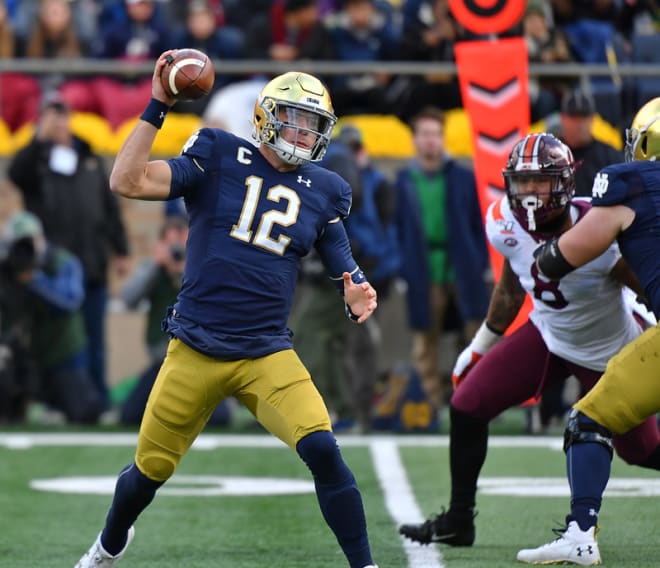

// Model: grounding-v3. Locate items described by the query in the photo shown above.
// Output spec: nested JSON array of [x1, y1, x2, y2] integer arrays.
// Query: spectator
[[325, 0, 403, 116], [557, 89, 624, 197], [62, 0, 172, 129], [17, 0, 88, 58], [523, 0, 573, 121], [162, 0, 226, 28], [119, 215, 231, 426], [17, 0, 98, 114], [0, 0, 42, 133], [339, 125, 401, 432], [172, 0, 243, 61], [550, 0, 623, 26], [395, 107, 490, 418], [243, 0, 335, 72], [8, 92, 131, 411], [0, 211, 103, 424], [619, 0, 659, 38], [291, 124, 401, 433], [398, 0, 464, 121], [96, 0, 169, 60], [0, 0, 14, 56], [222, 0, 272, 30], [340, 125, 400, 302], [170, 0, 245, 107]]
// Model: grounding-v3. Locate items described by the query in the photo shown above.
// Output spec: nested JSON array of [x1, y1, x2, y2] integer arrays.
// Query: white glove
[[451, 322, 503, 389]]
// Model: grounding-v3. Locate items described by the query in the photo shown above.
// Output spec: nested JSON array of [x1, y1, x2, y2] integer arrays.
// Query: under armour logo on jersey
[[592, 172, 609, 199], [297, 176, 312, 187]]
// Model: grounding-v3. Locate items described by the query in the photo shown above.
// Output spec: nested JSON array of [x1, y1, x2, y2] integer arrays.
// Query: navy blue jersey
[[592, 161, 660, 315], [164, 128, 356, 358]]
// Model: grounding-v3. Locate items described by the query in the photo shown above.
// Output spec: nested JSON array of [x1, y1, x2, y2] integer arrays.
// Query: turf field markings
[[0, 433, 566, 450], [370, 439, 444, 568]]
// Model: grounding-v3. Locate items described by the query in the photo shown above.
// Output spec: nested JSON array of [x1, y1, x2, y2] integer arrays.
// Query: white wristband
[[471, 322, 503, 354]]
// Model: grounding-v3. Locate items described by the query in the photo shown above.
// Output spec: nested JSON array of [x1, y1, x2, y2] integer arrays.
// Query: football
[[160, 48, 215, 101]]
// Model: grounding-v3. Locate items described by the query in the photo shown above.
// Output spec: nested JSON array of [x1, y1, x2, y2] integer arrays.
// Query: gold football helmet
[[253, 72, 337, 166], [624, 97, 660, 162]]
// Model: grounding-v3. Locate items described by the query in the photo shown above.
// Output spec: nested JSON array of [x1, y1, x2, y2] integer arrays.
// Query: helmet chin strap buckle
[[521, 195, 542, 231]]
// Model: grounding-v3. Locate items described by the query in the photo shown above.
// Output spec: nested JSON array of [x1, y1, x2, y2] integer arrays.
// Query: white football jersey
[[486, 197, 641, 371]]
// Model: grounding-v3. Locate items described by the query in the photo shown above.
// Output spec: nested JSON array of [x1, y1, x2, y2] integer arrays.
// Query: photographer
[[0, 211, 103, 423], [7, 92, 131, 410], [119, 215, 231, 426]]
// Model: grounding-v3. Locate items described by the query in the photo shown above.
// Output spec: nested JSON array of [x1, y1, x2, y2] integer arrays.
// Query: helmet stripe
[[519, 134, 539, 169]]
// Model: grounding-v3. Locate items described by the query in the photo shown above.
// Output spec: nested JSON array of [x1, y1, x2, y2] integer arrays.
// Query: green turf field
[[0, 428, 658, 567]]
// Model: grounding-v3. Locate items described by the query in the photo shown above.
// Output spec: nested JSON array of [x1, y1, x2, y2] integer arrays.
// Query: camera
[[2, 237, 37, 274], [169, 243, 186, 262]]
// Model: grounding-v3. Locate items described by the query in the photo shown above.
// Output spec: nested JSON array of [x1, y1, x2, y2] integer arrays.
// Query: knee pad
[[563, 408, 613, 458], [137, 453, 177, 482]]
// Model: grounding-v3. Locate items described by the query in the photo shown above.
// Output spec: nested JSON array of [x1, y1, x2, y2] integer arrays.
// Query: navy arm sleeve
[[316, 220, 366, 294]]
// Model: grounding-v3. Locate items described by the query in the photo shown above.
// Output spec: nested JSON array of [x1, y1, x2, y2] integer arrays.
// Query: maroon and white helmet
[[502, 133, 576, 232]]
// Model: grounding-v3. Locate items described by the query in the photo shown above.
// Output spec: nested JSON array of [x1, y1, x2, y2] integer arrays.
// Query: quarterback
[[398, 133, 660, 562], [518, 98, 660, 565], [74, 51, 379, 568]]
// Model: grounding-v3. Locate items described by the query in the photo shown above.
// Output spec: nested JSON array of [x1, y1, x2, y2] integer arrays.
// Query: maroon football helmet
[[502, 133, 576, 232]]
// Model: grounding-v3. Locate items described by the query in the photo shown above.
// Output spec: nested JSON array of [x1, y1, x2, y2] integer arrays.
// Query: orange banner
[[455, 36, 531, 331], [449, 0, 526, 35]]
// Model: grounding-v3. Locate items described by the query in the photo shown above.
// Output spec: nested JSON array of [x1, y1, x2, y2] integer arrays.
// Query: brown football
[[160, 49, 215, 101]]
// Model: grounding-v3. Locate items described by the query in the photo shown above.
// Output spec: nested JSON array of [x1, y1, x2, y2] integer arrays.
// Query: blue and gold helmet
[[253, 72, 337, 166], [625, 97, 660, 162]]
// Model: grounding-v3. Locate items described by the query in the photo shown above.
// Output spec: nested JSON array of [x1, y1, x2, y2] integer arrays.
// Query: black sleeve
[[374, 177, 397, 226], [99, 158, 130, 256], [7, 138, 50, 196]]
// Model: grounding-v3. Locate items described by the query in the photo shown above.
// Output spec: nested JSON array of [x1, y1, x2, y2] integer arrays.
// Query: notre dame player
[[75, 51, 379, 568], [518, 97, 660, 565]]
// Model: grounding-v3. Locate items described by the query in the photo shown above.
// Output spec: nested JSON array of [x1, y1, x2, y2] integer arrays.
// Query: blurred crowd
[[0, 0, 657, 429], [0, 0, 658, 131]]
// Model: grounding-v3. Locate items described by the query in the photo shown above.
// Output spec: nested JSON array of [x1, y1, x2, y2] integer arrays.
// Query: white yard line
[[0, 432, 564, 450], [369, 439, 444, 568]]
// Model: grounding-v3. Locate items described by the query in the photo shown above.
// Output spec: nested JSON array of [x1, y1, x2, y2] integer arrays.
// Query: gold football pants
[[135, 338, 332, 481], [576, 324, 660, 435]]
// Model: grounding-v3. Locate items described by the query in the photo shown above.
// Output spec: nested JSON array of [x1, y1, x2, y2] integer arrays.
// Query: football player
[[74, 51, 379, 568], [517, 100, 660, 565], [398, 132, 660, 564]]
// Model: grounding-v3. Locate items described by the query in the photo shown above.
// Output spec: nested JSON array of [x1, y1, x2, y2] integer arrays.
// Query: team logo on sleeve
[[181, 130, 200, 154], [592, 173, 609, 199]]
